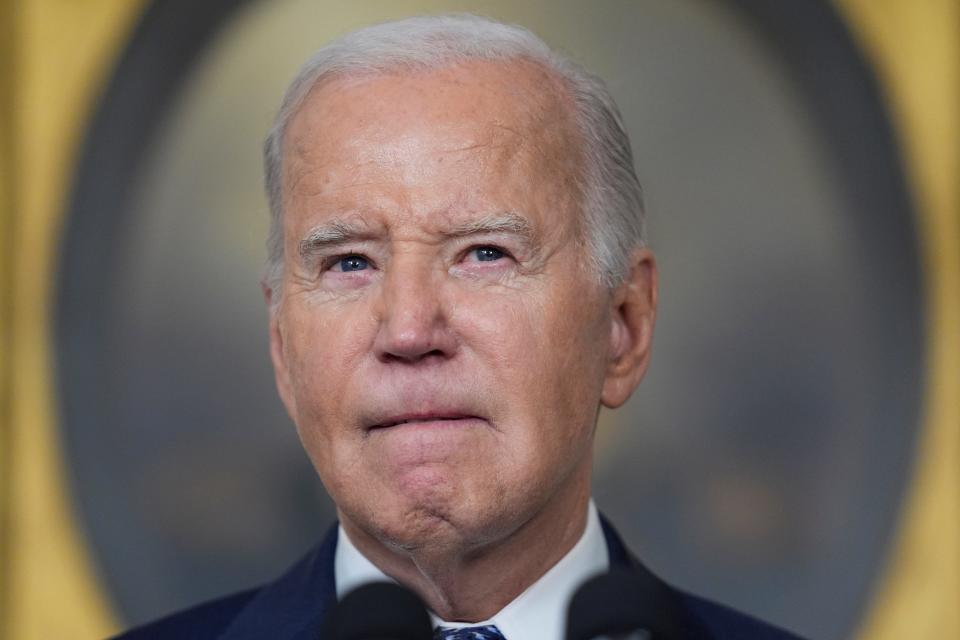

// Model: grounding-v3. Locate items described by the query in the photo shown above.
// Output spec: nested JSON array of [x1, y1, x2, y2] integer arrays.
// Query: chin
[[369, 502, 463, 553], [374, 487, 511, 555]]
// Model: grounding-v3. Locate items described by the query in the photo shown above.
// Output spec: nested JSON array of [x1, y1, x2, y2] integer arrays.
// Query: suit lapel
[[600, 514, 713, 639], [218, 527, 339, 640], [218, 516, 713, 639]]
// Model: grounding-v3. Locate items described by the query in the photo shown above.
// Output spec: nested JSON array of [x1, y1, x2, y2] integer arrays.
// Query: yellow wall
[[836, 1, 960, 638], [0, 1, 955, 639], [1, 2, 145, 638]]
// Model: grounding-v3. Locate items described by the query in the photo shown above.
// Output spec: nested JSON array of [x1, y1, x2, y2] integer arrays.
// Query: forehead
[[279, 58, 586, 247], [286, 59, 579, 177], [294, 57, 573, 135]]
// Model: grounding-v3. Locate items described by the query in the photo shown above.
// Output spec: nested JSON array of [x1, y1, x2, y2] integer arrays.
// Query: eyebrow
[[445, 212, 533, 241], [298, 218, 374, 260], [297, 211, 535, 261]]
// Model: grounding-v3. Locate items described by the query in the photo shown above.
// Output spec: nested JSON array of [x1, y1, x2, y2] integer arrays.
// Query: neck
[[339, 474, 592, 621]]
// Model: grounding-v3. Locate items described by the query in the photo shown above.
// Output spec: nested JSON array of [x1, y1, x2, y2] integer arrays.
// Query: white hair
[[263, 14, 645, 303]]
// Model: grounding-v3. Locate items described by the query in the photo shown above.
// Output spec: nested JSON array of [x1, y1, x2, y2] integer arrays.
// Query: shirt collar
[[334, 501, 609, 640]]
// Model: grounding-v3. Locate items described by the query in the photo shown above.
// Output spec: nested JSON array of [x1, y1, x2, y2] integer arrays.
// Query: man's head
[[263, 14, 656, 564], [264, 14, 646, 301]]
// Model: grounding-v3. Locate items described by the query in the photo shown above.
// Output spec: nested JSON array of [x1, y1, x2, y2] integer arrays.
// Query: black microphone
[[325, 581, 434, 640], [565, 568, 691, 640]]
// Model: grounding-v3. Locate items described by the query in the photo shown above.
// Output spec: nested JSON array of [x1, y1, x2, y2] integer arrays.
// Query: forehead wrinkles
[[291, 58, 579, 148], [458, 59, 586, 227], [454, 58, 582, 175], [282, 58, 586, 221]]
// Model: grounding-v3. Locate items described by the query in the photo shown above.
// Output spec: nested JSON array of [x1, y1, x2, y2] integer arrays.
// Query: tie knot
[[433, 624, 506, 640]]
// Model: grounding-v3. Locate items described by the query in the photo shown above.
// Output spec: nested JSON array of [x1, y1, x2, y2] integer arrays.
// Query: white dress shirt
[[334, 500, 609, 640]]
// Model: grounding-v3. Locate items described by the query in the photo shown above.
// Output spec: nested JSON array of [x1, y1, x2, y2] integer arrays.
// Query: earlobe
[[600, 249, 658, 409]]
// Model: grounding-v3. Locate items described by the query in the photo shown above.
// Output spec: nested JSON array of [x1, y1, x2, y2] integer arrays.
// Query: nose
[[373, 258, 456, 364]]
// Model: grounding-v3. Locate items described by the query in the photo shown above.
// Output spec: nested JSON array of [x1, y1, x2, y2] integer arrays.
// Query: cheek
[[451, 288, 544, 371], [282, 302, 373, 422], [451, 283, 608, 432]]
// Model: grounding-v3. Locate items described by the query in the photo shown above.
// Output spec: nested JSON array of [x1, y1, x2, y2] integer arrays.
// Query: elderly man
[[119, 14, 800, 640]]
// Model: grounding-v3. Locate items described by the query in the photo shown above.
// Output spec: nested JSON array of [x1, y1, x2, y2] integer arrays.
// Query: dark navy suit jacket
[[115, 519, 804, 639]]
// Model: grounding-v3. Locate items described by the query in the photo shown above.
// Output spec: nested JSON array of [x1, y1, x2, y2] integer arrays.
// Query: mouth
[[368, 413, 484, 430]]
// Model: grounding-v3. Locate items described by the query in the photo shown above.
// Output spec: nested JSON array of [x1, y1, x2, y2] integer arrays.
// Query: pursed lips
[[367, 412, 485, 430]]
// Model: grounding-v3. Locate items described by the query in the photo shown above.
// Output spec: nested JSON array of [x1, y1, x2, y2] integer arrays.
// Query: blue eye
[[473, 246, 505, 262], [336, 255, 369, 272]]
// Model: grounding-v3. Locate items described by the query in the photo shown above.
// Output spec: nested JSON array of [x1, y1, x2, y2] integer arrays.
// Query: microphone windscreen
[[326, 581, 434, 640], [565, 568, 688, 640]]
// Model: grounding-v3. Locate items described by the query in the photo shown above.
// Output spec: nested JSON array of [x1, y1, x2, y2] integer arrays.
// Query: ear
[[601, 248, 658, 408], [263, 282, 297, 419]]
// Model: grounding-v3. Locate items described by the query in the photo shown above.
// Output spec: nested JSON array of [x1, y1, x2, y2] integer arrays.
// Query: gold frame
[[0, 1, 955, 638], [1, 2, 146, 637], [837, 1, 959, 637]]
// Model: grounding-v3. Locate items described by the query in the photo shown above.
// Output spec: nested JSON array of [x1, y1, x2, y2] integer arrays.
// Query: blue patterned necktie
[[433, 624, 506, 640]]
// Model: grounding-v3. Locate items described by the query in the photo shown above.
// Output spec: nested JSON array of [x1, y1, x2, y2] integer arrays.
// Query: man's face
[[270, 59, 635, 552]]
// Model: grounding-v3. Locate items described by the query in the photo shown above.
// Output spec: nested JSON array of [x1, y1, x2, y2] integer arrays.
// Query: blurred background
[[0, 1, 956, 638]]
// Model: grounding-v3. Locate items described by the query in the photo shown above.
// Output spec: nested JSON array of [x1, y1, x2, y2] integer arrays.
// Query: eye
[[469, 246, 507, 262], [331, 254, 370, 272]]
